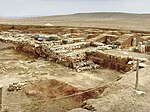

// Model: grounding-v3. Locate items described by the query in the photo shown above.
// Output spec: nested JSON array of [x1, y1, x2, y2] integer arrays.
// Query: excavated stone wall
[[0, 24, 149, 72], [0, 35, 99, 72], [146, 45, 150, 52], [86, 50, 133, 72]]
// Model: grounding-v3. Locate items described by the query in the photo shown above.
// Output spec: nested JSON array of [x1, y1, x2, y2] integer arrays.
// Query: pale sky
[[0, 0, 150, 17]]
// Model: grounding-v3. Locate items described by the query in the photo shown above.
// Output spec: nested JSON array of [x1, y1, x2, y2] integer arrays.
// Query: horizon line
[[1, 11, 150, 19]]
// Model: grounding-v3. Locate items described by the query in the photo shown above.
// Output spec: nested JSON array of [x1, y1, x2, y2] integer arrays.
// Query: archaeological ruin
[[0, 24, 149, 73], [0, 24, 150, 112]]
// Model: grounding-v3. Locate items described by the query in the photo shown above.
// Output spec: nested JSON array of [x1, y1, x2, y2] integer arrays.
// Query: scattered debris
[[135, 90, 146, 96], [26, 90, 37, 96], [8, 82, 26, 91], [81, 102, 96, 111], [138, 63, 148, 68], [44, 23, 53, 26]]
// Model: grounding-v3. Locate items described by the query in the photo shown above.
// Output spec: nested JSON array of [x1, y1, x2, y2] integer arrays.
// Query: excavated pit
[[0, 24, 149, 112], [22, 79, 107, 112], [0, 41, 120, 112]]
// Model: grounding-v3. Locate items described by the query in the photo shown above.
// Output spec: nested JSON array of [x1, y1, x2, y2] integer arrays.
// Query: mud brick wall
[[119, 37, 132, 48], [145, 45, 150, 52], [86, 50, 132, 72]]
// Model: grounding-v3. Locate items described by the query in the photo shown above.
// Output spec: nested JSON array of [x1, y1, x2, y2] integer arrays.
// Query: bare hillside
[[1, 12, 150, 31]]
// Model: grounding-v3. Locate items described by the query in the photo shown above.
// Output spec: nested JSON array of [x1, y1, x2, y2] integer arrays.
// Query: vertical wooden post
[[0, 85, 3, 111], [0, 85, 2, 110], [135, 60, 139, 90]]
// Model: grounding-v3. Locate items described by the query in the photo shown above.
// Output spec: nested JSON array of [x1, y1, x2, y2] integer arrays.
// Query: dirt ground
[[70, 66, 150, 112], [0, 12, 150, 112], [1, 40, 149, 112], [0, 42, 121, 112]]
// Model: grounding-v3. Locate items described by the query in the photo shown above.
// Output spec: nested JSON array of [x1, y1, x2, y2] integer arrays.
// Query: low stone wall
[[0, 35, 137, 72], [145, 45, 150, 52], [86, 50, 133, 72], [14, 41, 80, 68], [1, 24, 149, 72], [0, 36, 97, 71]]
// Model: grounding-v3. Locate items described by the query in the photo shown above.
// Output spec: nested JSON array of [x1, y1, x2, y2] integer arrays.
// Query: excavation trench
[[0, 36, 136, 72], [0, 27, 149, 112], [0, 41, 116, 112], [22, 79, 107, 112], [1, 25, 150, 73]]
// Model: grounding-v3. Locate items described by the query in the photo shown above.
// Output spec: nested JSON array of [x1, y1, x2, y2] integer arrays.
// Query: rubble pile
[[8, 82, 26, 91]]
